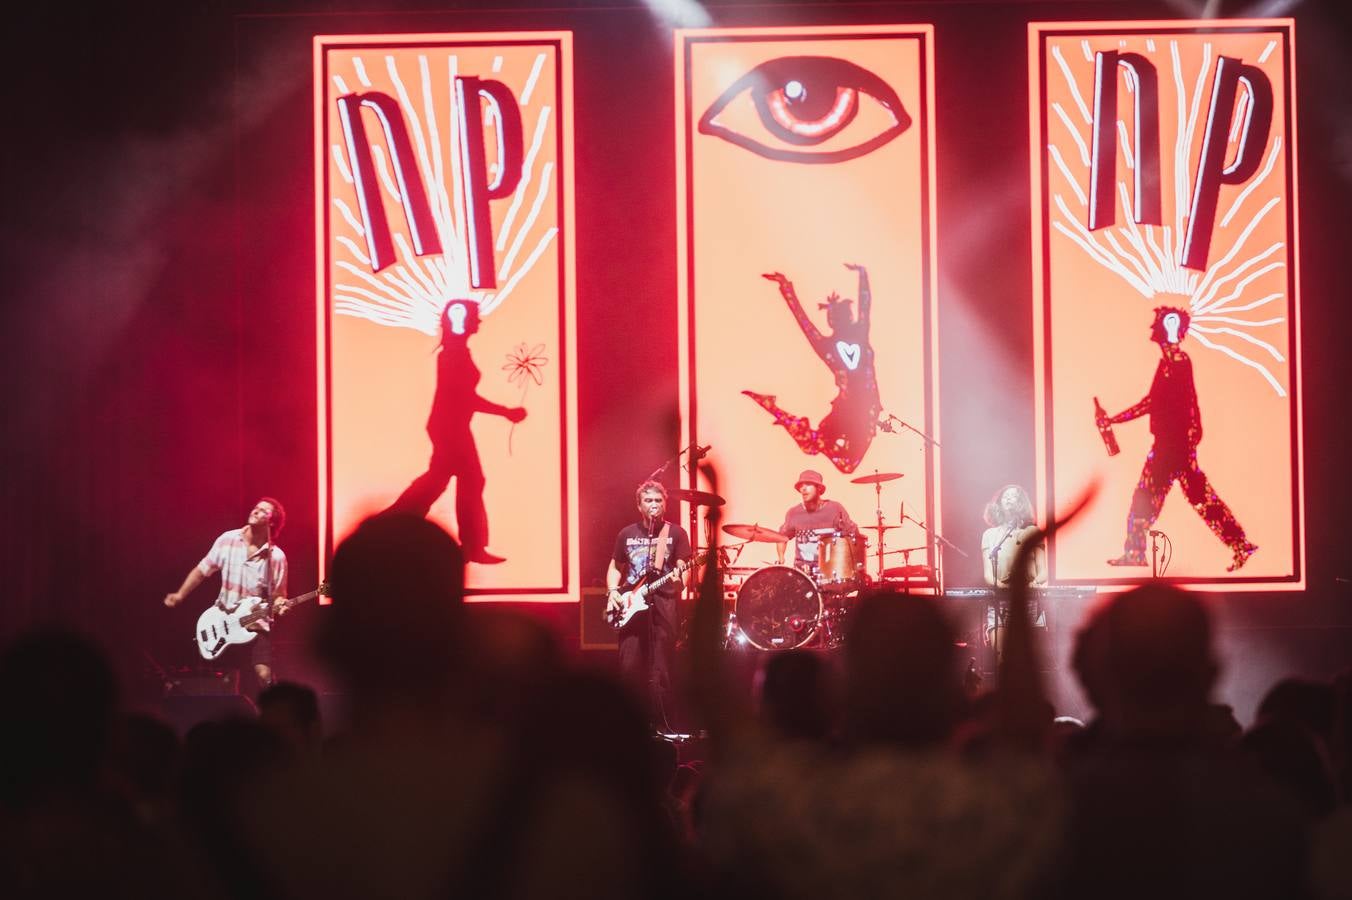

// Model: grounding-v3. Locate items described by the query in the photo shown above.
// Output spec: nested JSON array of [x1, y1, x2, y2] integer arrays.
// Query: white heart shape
[[836, 341, 861, 370]]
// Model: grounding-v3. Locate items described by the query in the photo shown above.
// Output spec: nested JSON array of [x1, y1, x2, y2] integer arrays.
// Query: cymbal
[[850, 471, 903, 484], [722, 523, 790, 542], [883, 565, 934, 579], [670, 488, 725, 507], [858, 523, 900, 531]]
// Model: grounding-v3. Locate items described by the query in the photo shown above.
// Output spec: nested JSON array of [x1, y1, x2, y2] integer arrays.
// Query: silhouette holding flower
[[501, 342, 548, 454], [386, 299, 525, 565]]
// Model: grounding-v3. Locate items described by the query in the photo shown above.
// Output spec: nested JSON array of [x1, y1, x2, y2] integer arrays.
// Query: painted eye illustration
[[698, 56, 911, 164]]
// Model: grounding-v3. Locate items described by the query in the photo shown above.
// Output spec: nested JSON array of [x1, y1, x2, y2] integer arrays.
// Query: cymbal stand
[[899, 506, 968, 593], [869, 475, 889, 582]]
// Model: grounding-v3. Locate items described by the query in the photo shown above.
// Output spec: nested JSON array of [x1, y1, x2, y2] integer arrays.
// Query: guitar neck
[[239, 586, 323, 626], [645, 551, 709, 592]]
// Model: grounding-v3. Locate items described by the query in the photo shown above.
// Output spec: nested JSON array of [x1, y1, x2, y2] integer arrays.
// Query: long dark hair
[[983, 484, 1034, 528]]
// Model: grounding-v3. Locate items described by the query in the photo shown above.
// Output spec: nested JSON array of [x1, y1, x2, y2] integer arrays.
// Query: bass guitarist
[[165, 497, 290, 689], [606, 480, 691, 727]]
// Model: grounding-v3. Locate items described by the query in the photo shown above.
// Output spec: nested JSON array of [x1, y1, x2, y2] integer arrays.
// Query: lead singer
[[606, 481, 691, 727]]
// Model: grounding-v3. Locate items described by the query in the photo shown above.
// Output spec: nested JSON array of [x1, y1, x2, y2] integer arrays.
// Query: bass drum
[[734, 566, 822, 651]]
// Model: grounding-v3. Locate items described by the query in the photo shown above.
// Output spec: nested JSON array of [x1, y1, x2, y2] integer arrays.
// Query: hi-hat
[[722, 523, 790, 542], [858, 523, 900, 531], [670, 488, 725, 507], [850, 471, 903, 484]]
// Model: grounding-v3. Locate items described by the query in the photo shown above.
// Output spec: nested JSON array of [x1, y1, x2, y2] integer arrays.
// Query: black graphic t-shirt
[[612, 520, 692, 601]]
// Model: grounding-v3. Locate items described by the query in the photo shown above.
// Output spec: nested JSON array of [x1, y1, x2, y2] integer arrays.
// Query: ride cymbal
[[850, 472, 904, 484], [669, 488, 726, 507], [722, 523, 790, 542]]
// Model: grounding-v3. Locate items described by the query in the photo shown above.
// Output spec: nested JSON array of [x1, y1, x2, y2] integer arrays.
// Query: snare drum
[[816, 530, 867, 588], [734, 566, 822, 650]]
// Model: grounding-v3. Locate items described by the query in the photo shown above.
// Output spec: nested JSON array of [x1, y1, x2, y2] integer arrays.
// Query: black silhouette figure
[[744, 263, 882, 473], [1097, 306, 1255, 571], [387, 299, 525, 565]]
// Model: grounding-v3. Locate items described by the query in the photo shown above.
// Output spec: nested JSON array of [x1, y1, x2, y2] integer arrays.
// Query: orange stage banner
[[315, 33, 578, 600], [1029, 20, 1303, 588], [676, 26, 941, 580]]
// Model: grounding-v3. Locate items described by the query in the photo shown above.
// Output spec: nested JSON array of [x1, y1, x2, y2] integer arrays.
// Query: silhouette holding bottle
[[386, 299, 525, 565], [1097, 306, 1255, 572]]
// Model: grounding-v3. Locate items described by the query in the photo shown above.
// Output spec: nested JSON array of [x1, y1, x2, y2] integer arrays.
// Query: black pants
[[616, 592, 676, 728]]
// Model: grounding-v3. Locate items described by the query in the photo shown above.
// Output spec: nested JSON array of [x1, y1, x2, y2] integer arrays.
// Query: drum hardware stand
[[874, 412, 945, 587], [851, 469, 905, 583], [872, 481, 887, 582], [899, 505, 967, 594], [881, 545, 928, 592]]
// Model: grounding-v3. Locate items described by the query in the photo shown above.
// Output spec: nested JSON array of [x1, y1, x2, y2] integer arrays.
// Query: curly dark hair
[[257, 497, 286, 537], [983, 484, 1034, 528]]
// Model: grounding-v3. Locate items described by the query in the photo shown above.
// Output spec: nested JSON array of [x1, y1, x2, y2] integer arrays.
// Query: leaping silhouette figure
[[743, 263, 882, 474]]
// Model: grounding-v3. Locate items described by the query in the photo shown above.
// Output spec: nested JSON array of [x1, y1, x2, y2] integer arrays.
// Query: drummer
[[775, 469, 857, 569]]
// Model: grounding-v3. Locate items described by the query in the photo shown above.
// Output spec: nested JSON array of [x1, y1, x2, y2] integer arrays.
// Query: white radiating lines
[[1220, 138, 1281, 228], [496, 107, 553, 252], [328, 50, 558, 335], [1046, 35, 1288, 395], [353, 56, 372, 88], [521, 52, 547, 105]]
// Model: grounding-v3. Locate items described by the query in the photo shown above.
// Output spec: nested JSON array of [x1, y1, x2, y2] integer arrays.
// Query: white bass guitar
[[195, 583, 328, 660]]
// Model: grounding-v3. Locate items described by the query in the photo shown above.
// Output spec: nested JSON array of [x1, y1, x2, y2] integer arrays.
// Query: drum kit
[[674, 470, 952, 652]]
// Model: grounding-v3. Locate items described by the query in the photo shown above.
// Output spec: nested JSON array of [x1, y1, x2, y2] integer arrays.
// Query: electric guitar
[[606, 552, 709, 629], [195, 583, 329, 660]]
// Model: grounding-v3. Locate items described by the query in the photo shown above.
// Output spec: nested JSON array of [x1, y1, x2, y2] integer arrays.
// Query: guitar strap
[[652, 522, 671, 572], [262, 543, 274, 601]]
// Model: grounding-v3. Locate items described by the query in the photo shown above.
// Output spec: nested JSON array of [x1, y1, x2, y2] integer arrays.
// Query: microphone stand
[[899, 506, 967, 593], [646, 445, 695, 483], [879, 412, 941, 448], [988, 524, 1015, 584]]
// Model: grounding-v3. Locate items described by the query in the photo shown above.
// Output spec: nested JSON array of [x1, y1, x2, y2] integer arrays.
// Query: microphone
[[691, 444, 712, 460], [1148, 530, 1166, 537], [878, 417, 895, 433]]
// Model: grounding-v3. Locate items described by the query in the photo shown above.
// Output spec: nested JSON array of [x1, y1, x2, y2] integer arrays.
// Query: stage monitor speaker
[[580, 587, 617, 650], [161, 693, 257, 735], [161, 669, 255, 735]]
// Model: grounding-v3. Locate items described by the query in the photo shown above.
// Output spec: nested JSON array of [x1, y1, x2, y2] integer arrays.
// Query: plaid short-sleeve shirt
[[198, 529, 288, 613]]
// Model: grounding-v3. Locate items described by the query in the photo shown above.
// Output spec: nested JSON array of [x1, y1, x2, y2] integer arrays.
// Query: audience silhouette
[[0, 503, 1344, 898]]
